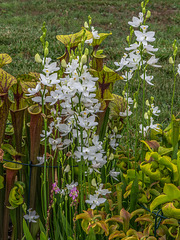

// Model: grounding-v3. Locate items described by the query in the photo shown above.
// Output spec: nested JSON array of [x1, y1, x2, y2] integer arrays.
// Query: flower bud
[[146, 100, 150, 106], [142, 7, 146, 14], [84, 21, 89, 29], [109, 153, 114, 161], [45, 41, 49, 48], [173, 46, 178, 56], [150, 96, 154, 103], [35, 53, 42, 63], [69, 56, 73, 62], [169, 56, 174, 64], [84, 48, 89, 56], [144, 112, 148, 120], [91, 178, 97, 187], [78, 43, 81, 51], [122, 90, 125, 97], [88, 15, 92, 25], [134, 102, 137, 109], [81, 54, 87, 64], [126, 35, 130, 43], [114, 126, 118, 133], [40, 36, 43, 42], [172, 39, 177, 48], [141, 1, 144, 7], [146, 10, 151, 18], [44, 47, 49, 57], [61, 59, 67, 68], [64, 164, 70, 173]]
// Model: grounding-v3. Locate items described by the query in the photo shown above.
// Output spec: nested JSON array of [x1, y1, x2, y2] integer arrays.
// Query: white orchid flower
[[128, 12, 143, 28]]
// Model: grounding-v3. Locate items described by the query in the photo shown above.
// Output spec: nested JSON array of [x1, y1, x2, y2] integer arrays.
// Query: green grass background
[[0, 0, 179, 125]]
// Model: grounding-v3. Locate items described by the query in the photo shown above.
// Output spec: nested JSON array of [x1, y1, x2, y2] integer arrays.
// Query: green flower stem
[[141, 68, 146, 187], [116, 183, 123, 213], [43, 118, 48, 219], [57, 152, 60, 185], [52, 204, 57, 239], [142, 66, 146, 141], [171, 60, 177, 118], [65, 198, 68, 236], [41, 87, 48, 220], [134, 72, 142, 170], [126, 76, 130, 169]]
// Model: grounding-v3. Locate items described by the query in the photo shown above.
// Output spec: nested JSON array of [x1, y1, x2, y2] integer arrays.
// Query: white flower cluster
[[27, 58, 60, 104], [28, 56, 106, 175], [114, 11, 162, 137], [74, 135, 107, 173], [85, 184, 111, 209], [115, 18, 161, 79]]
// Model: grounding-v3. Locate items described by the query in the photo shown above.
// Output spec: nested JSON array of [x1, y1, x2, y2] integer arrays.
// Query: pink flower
[[69, 186, 79, 201], [52, 182, 60, 194]]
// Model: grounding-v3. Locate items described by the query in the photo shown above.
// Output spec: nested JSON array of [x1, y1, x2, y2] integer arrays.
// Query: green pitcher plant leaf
[[124, 169, 150, 183], [109, 230, 125, 240], [135, 214, 154, 223], [0, 54, 12, 68], [145, 140, 160, 151], [56, 28, 92, 48], [91, 32, 112, 47], [28, 72, 41, 81], [168, 226, 180, 238], [162, 202, 180, 219], [158, 146, 173, 156], [140, 162, 161, 181], [8, 181, 25, 209], [177, 151, 180, 186], [106, 215, 124, 224], [109, 94, 126, 120], [164, 118, 180, 146], [162, 218, 179, 227], [95, 221, 109, 236], [3, 160, 22, 171], [0, 68, 17, 94], [90, 65, 123, 84], [172, 118, 180, 159], [10, 98, 28, 111], [141, 150, 178, 183], [18, 73, 39, 94], [150, 183, 180, 212], [0, 96, 12, 146], [1, 144, 25, 157], [91, 51, 106, 71], [141, 140, 153, 152], [90, 65, 123, 106]]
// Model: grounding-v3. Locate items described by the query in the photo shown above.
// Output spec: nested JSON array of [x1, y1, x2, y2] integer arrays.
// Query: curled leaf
[[8, 181, 25, 209], [0, 53, 12, 68], [0, 69, 17, 94]]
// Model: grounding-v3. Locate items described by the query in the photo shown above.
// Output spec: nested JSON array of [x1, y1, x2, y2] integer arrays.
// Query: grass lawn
[[0, 0, 179, 125]]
